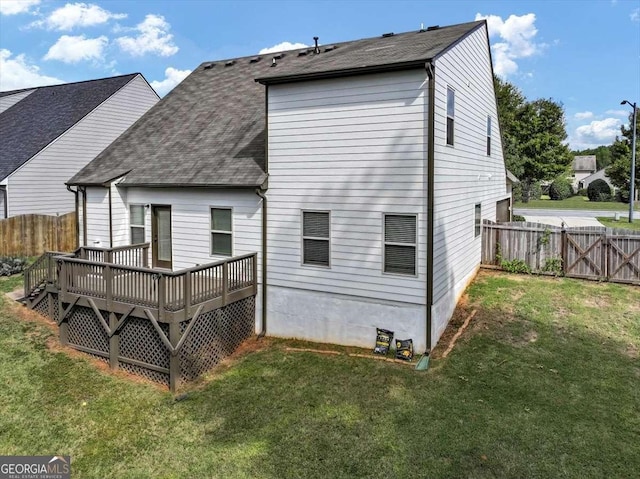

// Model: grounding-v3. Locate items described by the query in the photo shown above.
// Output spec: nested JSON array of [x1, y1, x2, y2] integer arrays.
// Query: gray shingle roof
[[69, 20, 484, 187], [0, 74, 139, 180], [256, 21, 484, 84], [572, 155, 597, 173]]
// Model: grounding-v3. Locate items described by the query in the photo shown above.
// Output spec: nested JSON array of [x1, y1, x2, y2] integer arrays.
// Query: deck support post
[[169, 321, 181, 393], [109, 312, 119, 371]]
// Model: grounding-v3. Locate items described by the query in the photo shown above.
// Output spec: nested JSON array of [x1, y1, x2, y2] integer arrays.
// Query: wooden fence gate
[[482, 220, 640, 285], [0, 212, 76, 257]]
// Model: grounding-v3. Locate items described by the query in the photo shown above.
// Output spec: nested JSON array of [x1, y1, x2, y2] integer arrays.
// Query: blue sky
[[1, 0, 638, 150]]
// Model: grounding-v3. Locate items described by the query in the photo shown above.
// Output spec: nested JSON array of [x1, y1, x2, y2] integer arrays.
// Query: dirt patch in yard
[[583, 296, 611, 308]]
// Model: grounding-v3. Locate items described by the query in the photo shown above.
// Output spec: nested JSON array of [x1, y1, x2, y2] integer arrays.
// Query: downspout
[[80, 186, 88, 247], [425, 60, 436, 353], [0, 186, 7, 219], [66, 185, 80, 248], [255, 187, 267, 338], [107, 185, 113, 247]]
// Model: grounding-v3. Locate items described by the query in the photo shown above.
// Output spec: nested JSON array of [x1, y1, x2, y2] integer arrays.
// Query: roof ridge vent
[[273, 52, 285, 60], [426, 25, 440, 31], [225, 60, 236, 66], [323, 45, 336, 52], [249, 56, 261, 63], [297, 50, 308, 56], [203, 62, 214, 70], [382, 32, 394, 38]]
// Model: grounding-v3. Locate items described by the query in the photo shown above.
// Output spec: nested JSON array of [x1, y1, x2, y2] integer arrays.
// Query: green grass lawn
[[1, 272, 639, 478], [516, 195, 640, 211], [596, 216, 640, 231]]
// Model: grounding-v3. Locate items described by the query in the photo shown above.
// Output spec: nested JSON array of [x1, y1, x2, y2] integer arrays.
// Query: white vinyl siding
[[85, 187, 110, 247], [267, 70, 427, 305], [6, 75, 158, 217], [431, 24, 508, 343], [123, 188, 262, 275], [302, 211, 330, 267], [111, 180, 128, 246], [0, 89, 35, 114]]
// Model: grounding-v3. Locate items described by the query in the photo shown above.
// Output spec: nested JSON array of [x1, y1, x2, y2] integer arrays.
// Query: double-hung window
[[446, 87, 455, 146], [211, 208, 232, 256], [384, 214, 417, 275], [302, 211, 330, 267], [130, 205, 145, 244]]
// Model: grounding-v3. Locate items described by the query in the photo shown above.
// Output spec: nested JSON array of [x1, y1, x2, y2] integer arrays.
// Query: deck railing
[[56, 252, 257, 318], [24, 250, 72, 297], [77, 243, 149, 268]]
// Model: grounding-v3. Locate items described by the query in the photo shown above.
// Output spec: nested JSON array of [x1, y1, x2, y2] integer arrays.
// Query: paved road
[[514, 208, 631, 218]]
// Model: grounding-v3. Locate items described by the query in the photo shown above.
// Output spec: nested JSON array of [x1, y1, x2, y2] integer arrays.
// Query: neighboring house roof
[[580, 168, 613, 187], [69, 20, 485, 188], [572, 155, 596, 172], [506, 169, 520, 184], [0, 74, 140, 180]]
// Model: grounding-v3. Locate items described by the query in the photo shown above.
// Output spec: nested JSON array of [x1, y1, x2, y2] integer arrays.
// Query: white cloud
[[631, 8, 640, 22], [574, 111, 594, 120], [475, 13, 545, 77], [116, 14, 178, 57], [43, 34, 108, 63], [573, 117, 621, 149], [150, 67, 191, 96], [259, 41, 309, 54], [0, 0, 40, 15], [0, 49, 62, 91], [32, 2, 126, 30], [606, 109, 630, 117]]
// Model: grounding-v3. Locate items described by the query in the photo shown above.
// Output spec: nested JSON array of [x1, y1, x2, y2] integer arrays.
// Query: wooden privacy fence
[[482, 220, 640, 285], [0, 212, 76, 257]]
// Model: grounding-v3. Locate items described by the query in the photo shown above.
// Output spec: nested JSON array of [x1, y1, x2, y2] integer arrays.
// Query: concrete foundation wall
[[266, 285, 427, 352]]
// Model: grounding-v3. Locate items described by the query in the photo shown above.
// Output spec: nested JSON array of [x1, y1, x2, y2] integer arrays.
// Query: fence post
[[561, 226, 568, 275], [601, 234, 608, 280], [143, 245, 149, 268]]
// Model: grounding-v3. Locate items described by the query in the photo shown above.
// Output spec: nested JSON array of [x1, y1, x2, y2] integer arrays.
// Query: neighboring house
[[0, 74, 159, 218], [578, 168, 614, 191], [67, 20, 508, 353], [571, 155, 597, 191], [501, 169, 520, 221]]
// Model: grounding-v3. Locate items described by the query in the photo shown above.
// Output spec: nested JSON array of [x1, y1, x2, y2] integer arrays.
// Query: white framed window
[[211, 207, 232, 256], [486, 116, 492, 156], [130, 204, 145, 244], [446, 87, 455, 146], [475, 204, 482, 237], [302, 210, 330, 267], [384, 214, 417, 276]]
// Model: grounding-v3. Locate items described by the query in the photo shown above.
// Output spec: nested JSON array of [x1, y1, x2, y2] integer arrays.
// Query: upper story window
[[486, 116, 492, 156], [446, 87, 455, 146], [384, 214, 417, 276], [211, 208, 232, 256], [302, 211, 330, 267], [130, 205, 145, 244]]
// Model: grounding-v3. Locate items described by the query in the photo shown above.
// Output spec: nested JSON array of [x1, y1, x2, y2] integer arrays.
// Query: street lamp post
[[621, 100, 637, 223]]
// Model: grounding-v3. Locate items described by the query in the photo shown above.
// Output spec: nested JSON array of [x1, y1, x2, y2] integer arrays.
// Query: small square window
[[474, 204, 482, 237], [302, 211, 330, 267], [130, 205, 145, 244], [211, 208, 232, 256], [384, 214, 417, 275], [446, 87, 455, 146]]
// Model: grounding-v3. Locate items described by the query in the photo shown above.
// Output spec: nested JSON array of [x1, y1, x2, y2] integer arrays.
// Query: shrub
[[587, 179, 612, 202], [616, 190, 630, 203], [576, 188, 587, 196], [0, 257, 27, 276], [549, 177, 573, 200], [513, 181, 542, 202], [513, 214, 526, 221]]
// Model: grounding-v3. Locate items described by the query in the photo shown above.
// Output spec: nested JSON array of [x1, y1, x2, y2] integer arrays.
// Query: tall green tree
[[606, 110, 640, 202], [494, 74, 526, 178], [493, 76, 573, 202]]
